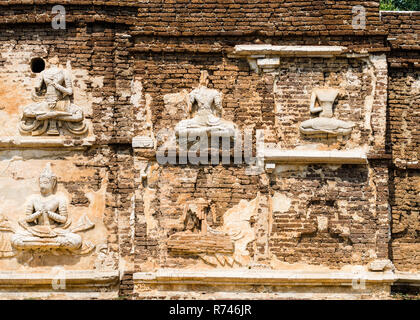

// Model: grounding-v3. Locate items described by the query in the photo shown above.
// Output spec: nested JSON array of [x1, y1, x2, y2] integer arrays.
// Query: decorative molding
[[0, 270, 119, 290], [232, 45, 346, 57], [134, 269, 396, 285], [0, 137, 95, 150], [132, 136, 154, 149], [133, 269, 398, 299], [230, 45, 347, 73], [394, 272, 420, 287], [263, 149, 368, 168]]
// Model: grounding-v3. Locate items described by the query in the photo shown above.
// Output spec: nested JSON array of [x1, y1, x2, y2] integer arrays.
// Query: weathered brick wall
[[0, 20, 137, 295], [0, 1, 418, 299], [388, 68, 420, 166], [383, 11, 420, 273], [129, 0, 385, 36], [135, 164, 262, 269], [390, 169, 420, 272], [0, 1, 385, 36], [270, 163, 390, 267], [388, 67, 420, 272], [381, 11, 420, 68]]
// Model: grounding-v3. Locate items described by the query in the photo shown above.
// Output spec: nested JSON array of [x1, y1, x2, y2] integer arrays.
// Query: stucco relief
[[18, 56, 88, 136], [174, 71, 238, 140], [299, 88, 354, 137], [0, 163, 95, 256], [167, 197, 257, 268]]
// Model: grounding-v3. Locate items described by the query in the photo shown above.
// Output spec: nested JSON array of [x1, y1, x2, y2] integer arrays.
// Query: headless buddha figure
[[19, 56, 87, 136], [11, 163, 82, 252], [175, 71, 237, 139], [299, 88, 354, 136]]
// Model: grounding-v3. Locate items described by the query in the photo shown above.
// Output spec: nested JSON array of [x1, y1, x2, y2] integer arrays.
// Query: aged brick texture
[[385, 12, 420, 273], [0, 1, 417, 299]]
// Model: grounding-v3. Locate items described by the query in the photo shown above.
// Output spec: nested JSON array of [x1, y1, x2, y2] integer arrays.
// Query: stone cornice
[[0, 270, 119, 290], [134, 269, 397, 286], [263, 149, 368, 167]]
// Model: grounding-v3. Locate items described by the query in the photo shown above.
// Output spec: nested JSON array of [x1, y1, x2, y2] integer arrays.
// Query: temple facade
[[0, 1, 418, 299]]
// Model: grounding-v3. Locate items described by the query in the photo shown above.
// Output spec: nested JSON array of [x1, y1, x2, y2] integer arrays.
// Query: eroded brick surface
[[0, 2, 416, 300]]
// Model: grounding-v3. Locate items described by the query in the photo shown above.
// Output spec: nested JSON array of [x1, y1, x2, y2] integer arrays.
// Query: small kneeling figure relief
[[19, 56, 88, 136], [11, 163, 94, 254], [167, 198, 255, 268], [299, 88, 354, 137], [175, 71, 238, 140]]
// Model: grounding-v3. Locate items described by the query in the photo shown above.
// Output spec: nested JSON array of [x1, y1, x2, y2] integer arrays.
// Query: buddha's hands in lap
[[36, 112, 57, 120], [36, 111, 72, 121]]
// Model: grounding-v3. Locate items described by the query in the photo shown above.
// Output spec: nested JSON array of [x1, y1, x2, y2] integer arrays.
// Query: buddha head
[[39, 163, 57, 196]]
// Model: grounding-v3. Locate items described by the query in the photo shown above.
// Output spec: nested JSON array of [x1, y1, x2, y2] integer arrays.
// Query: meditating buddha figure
[[11, 163, 82, 252], [175, 71, 237, 139], [19, 56, 88, 136], [299, 88, 354, 136]]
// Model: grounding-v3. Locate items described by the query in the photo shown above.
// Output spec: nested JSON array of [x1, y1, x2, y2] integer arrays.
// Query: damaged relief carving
[[167, 197, 257, 268], [18, 56, 88, 136], [299, 88, 354, 137], [0, 163, 95, 256], [175, 71, 238, 140]]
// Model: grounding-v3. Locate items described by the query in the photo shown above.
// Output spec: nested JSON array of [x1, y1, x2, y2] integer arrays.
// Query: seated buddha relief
[[11, 163, 94, 254], [19, 56, 88, 136], [175, 71, 238, 140]]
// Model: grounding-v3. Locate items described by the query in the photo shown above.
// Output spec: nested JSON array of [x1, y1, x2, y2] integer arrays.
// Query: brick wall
[[0, 1, 418, 299], [270, 163, 390, 267], [381, 11, 420, 68], [388, 67, 420, 272], [0, 1, 386, 36], [383, 11, 420, 273]]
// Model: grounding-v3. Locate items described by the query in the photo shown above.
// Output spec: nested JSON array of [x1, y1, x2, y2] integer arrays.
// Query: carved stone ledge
[[232, 45, 346, 57], [132, 136, 154, 149], [264, 149, 368, 167], [394, 272, 420, 287], [230, 45, 347, 73], [0, 270, 119, 290], [133, 269, 396, 299], [0, 136, 96, 150]]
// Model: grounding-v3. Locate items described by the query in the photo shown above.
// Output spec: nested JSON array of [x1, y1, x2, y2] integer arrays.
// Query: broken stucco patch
[[272, 192, 292, 213]]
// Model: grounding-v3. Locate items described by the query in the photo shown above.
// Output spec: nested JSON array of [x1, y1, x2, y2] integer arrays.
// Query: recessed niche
[[30, 57, 45, 73]]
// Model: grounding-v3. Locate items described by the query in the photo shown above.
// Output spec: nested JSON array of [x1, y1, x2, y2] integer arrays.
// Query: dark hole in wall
[[31, 57, 45, 73]]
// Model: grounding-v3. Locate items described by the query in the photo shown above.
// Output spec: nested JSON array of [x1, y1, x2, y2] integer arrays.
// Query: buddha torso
[[42, 67, 66, 104], [314, 88, 339, 118], [174, 77, 237, 137], [300, 87, 354, 136], [28, 194, 67, 226], [191, 86, 219, 113]]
